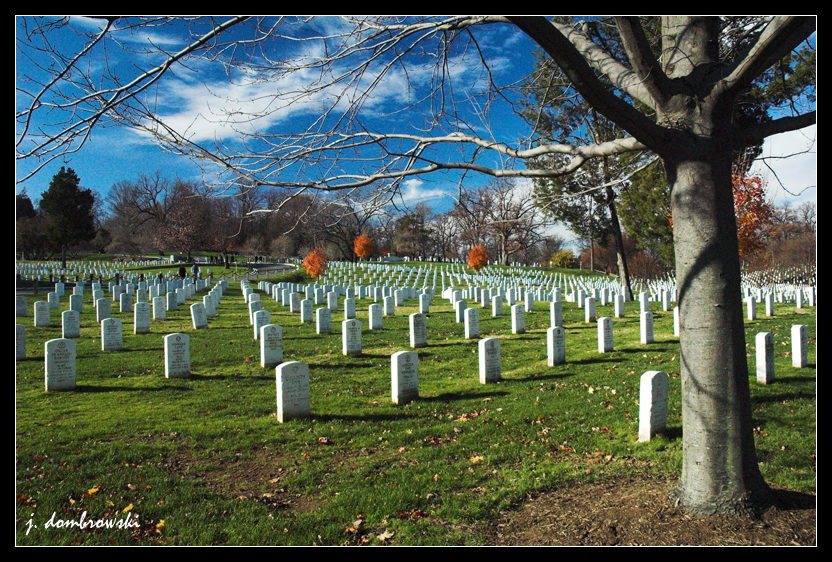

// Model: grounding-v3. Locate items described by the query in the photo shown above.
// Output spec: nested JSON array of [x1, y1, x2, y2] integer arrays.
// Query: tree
[[353, 234, 374, 260], [732, 171, 775, 259], [38, 167, 97, 268], [467, 245, 488, 271], [16, 16, 816, 517], [302, 247, 328, 279]]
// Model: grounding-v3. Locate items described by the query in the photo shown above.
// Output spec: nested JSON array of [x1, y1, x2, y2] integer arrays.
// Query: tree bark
[[605, 188, 632, 299], [667, 151, 771, 516]]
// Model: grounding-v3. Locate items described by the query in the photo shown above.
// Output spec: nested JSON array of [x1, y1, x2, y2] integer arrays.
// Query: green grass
[[15, 277, 816, 545]]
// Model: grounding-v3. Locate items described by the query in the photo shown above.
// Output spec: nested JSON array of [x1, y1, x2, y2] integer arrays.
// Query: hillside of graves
[[15, 260, 815, 545]]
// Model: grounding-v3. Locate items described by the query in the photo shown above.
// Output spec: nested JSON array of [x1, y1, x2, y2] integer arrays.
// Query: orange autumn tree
[[302, 247, 328, 278], [733, 171, 775, 258], [353, 234, 374, 260], [467, 245, 488, 271]]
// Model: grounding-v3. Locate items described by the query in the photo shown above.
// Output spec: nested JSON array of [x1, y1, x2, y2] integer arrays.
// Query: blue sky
[[15, 16, 816, 245]]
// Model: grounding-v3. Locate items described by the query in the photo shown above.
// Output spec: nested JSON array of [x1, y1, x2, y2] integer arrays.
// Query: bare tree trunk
[[606, 196, 632, 299], [668, 153, 771, 516]]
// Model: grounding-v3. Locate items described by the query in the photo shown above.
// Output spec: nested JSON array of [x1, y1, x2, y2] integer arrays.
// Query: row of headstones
[[17, 280, 229, 362], [39, 331, 194, 391], [19, 277, 228, 328]]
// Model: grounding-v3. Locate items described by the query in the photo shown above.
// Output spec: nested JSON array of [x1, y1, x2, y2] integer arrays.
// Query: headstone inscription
[[101, 317, 123, 351], [342, 319, 362, 356], [134, 302, 151, 334], [409, 312, 427, 348], [62, 310, 80, 339], [276, 361, 311, 423], [164, 333, 191, 378], [260, 324, 284, 368], [45, 338, 76, 391], [547, 326, 566, 366], [598, 317, 614, 352], [391, 350, 419, 404], [479, 337, 501, 384]]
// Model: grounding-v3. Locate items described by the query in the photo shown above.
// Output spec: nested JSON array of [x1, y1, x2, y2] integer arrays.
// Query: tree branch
[[507, 16, 666, 152]]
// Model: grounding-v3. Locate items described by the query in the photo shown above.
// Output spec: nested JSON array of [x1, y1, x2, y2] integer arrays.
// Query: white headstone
[[69, 294, 83, 313], [134, 302, 151, 334], [409, 312, 427, 348], [153, 296, 166, 320], [301, 299, 313, 323], [511, 304, 525, 334], [62, 310, 80, 339], [746, 296, 757, 320], [120, 292, 132, 313], [614, 294, 625, 318], [45, 338, 76, 391], [16, 324, 26, 360], [344, 297, 356, 320], [640, 311, 654, 344], [464, 307, 479, 339], [479, 337, 501, 384], [248, 300, 263, 325], [455, 300, 467, 323], [16, 296, 27, 317], [755, 332, 774, 384], [673, 307, 680, 337], [316, 307, 332, 335], [166, 292, 178, 311], [260, 324, 284, 368], [369, 303, 383, 330], [765, 293, 774, 317], [289, 292, 301, 313], [492, 295, 503, 317], [342, 319, 362, 356], [585, 297, 596, 323], [254, 309, 271, 339], [383, 295, 395, 316], [391, 350, 419, 404], [95, 298, 111, 323], [276, 361, 311, 422], [164, 333, 191, 378], [550, 300, 562, 328], [791, 325, 808, 368], [101, 317, 123, 351], [419, 293, 430, 314], [598, 317, 614, 352], [191, 303, 208, 329], [638, 371, 668, 442], [547, 326, 566, 366]]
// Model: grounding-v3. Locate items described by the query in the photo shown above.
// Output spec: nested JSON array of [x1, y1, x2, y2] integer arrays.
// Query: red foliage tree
[[302, 247, 328, 278], [353, 234, 374, 260], [733, 171, 775, 258], [467, 245, 488, 271]]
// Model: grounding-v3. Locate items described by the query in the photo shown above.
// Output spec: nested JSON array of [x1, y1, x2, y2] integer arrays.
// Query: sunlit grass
[[15, 271, 815, 545]]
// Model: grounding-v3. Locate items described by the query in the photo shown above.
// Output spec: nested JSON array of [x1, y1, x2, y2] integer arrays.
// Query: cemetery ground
[[15, 267, 815, 545]]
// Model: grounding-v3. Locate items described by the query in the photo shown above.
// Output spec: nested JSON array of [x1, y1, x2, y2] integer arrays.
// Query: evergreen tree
[[39, 167, 96, 267]]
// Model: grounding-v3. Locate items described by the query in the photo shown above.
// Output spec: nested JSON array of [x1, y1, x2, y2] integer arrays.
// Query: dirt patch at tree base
[[485, 474, 816, 546]]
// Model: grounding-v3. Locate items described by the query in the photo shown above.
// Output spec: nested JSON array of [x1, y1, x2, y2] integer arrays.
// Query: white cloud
[[396, 178, 453, 207], [754, 125, 816, 205]]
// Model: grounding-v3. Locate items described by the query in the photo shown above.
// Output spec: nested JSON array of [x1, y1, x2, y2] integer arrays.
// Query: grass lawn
[[15, 272, 816, 545]]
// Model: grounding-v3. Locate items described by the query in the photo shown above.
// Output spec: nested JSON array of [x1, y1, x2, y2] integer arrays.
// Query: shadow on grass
[[73, 384, 192, 393], [420, 389, 510, 402], [510, 371, 578, 382]]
